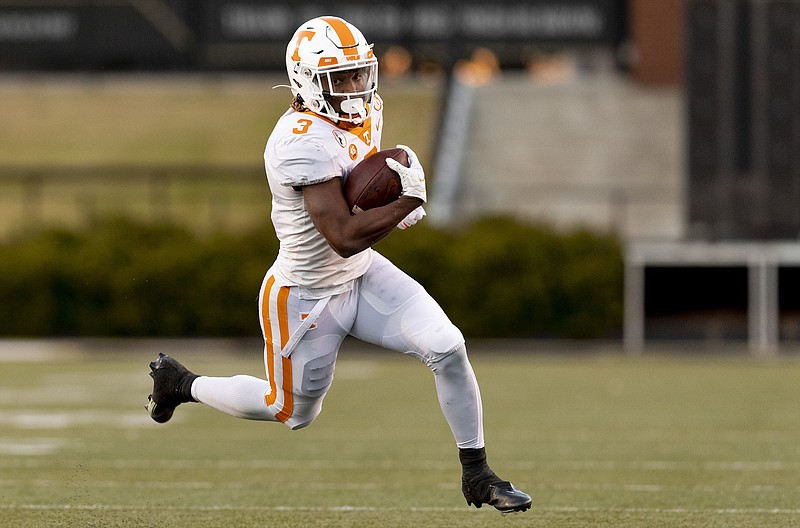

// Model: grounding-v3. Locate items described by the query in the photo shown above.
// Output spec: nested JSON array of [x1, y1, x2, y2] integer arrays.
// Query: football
[[342, 148, 408, 213]]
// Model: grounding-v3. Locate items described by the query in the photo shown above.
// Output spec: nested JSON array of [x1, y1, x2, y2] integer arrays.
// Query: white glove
[[397, 206, 426, 230], [385, 144, 427, 203]]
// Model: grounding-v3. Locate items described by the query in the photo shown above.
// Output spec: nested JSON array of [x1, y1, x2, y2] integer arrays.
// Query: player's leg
[[193, 273, 354, 429], [146, 272, 282, 423], [147, 349, 276, 424], [259, 275, 357, 429], [350, 253, 531, 512], [147, 272, 354, 429], [350, 253, 481, 445], [147, 345, 339, 427]]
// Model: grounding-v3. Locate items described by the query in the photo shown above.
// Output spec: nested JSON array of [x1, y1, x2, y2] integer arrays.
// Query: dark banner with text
[[0, 0, 625, 71]]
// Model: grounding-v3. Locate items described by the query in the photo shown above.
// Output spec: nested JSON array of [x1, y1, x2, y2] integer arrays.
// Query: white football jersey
[[264, 95, 385, 298]]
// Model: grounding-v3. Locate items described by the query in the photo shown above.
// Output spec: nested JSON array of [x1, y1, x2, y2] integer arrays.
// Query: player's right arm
[[268, 119, 426, 258], [303, 180, 422, 258]]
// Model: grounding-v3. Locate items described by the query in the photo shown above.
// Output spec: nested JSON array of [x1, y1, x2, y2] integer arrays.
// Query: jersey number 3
[[292, 119, 313, 135]]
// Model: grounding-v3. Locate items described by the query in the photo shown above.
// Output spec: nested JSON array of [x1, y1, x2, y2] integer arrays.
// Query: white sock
[[192, 375, 276, 421]]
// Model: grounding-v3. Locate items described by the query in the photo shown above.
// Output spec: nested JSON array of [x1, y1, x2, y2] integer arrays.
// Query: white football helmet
[[286, 16, 378, 124]]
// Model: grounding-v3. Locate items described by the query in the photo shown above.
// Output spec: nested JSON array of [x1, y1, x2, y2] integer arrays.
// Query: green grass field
[[1, 341, 799, 527]]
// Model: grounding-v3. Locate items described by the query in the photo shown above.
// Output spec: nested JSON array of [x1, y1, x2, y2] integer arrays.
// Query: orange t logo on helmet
[[290, 30, 315, 62]]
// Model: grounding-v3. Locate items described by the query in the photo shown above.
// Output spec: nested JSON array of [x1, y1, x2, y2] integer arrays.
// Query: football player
[[146, 16, 530, 513]]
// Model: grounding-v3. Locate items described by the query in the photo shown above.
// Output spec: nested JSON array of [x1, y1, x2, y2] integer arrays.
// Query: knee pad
[[280, 371, 328, 431], [287, 401, 323, 430], [427, 321, 465, 357], [409, 319, 465, 368]]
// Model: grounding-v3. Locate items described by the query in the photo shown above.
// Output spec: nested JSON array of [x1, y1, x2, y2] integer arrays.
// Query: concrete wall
[[436, 72, 686, 241]]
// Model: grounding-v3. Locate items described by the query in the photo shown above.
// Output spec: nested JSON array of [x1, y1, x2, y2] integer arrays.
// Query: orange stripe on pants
[[261, 276, 277, 406], [260, 276, 294, 423]]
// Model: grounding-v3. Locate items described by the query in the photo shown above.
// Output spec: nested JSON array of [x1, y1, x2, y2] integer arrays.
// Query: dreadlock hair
[[291, 95, 307, 112]]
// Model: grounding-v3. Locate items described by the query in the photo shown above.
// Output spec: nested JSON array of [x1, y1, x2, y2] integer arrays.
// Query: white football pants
[[192, 252, 485, 449]]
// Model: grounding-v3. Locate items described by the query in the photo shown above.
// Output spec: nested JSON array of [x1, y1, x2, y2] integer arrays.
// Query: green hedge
[[0, 216, 623, 338]]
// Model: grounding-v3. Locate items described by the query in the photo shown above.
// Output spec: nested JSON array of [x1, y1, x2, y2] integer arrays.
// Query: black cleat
[[146, 353, 198, 423], [462, 470, 532, 512], [459, 447, 531, 513]]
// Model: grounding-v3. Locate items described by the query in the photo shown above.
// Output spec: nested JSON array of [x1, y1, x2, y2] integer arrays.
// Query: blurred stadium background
[[2, 3, 800, 527], [0, 0, 799, 354]]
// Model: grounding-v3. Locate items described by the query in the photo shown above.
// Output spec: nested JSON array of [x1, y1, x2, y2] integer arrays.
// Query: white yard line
[[0, 504, 799, 515], [0, 479, 392, 490], [3, 458, 800, 471], [2, 478, 797, 494]]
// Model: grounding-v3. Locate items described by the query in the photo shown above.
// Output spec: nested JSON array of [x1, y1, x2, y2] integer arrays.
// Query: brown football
[[342, 148, 408, 213]]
